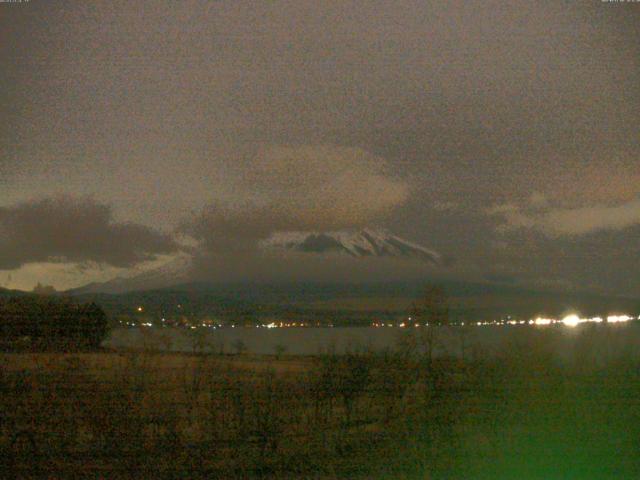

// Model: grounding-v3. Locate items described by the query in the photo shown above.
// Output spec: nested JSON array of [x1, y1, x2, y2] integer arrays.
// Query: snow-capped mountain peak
[[261, 228, 442, 264], [70, 229, 440, 294]]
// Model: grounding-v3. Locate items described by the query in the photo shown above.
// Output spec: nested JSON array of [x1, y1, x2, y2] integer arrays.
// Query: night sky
[[1, 1, 639, 294]]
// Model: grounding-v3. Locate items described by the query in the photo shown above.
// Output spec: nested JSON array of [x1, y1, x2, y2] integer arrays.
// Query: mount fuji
[[69, 229, 440, 294], [260, 228, 442, 264]]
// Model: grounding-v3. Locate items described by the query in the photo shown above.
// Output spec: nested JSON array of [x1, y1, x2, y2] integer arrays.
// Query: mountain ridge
[[261, 228, 442, 263], [70, 229, 441, 294], [68, 252, 193, 295], [65, 278, 640, 326]]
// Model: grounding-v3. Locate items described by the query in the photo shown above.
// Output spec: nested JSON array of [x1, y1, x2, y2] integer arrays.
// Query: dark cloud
[[181, 145, 410, 250], [0, 1, 639, 292], [0, 196, 179, 269], [480, 223, 640, 296], [181, 202, 288, 252]]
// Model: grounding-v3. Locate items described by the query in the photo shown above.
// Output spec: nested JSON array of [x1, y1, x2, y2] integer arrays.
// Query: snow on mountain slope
[[261, 228, 442, 264], [70, 229, 440, 294]]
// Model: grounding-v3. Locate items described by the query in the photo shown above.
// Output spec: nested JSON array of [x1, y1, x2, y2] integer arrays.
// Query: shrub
[[0, 296, 109, 351]]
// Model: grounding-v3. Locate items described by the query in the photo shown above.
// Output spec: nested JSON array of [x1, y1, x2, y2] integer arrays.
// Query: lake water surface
[[105, 323, 640, 363]]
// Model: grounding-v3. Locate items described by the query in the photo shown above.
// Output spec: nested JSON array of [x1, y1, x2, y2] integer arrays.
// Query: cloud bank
[[490, 197, 640, 237], [0, 196, 179, 269], [183, 145, 411, 250]]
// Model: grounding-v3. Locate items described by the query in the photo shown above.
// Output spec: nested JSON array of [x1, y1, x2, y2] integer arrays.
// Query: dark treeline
[[0, 295, 108, 351]]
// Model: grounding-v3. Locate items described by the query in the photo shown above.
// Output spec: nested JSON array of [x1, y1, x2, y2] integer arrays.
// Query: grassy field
[[2, 326, 640, 479]]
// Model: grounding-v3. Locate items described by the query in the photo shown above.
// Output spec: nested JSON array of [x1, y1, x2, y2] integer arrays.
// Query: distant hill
[[68, 252, 194, 295], [0, 286, 28, 298]]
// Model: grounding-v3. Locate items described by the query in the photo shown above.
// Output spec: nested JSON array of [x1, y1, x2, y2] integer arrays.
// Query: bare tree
[[273, 343, 287, 360], [186, 327, 210, 355], [411, 285, 450, 364], [232, 338, 247, 356], [335, 352, 371, 424]]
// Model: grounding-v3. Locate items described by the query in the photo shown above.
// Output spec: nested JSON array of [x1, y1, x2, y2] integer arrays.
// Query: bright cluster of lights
[[607, 315, 634, 323], [533, 317, 554, 326], [260, 321, 308, 329], [482, 314, 637, 327], [541, 314, 635, 327], [370, 314, 639, 329], [372, 322, 408, 328], [488, 315, 637, 327], [123, 309, 638, 330]]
